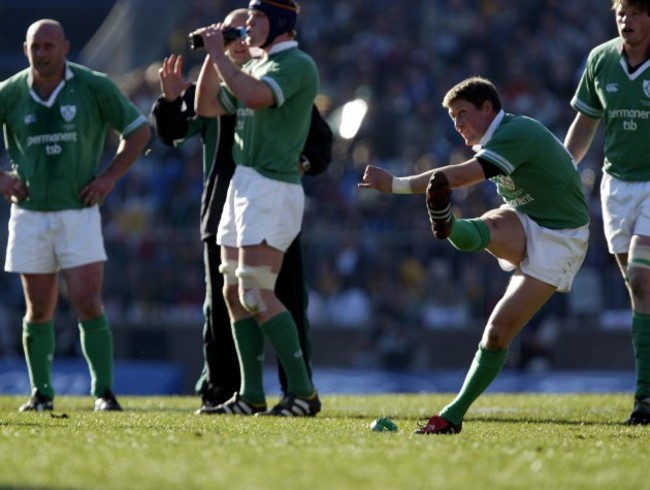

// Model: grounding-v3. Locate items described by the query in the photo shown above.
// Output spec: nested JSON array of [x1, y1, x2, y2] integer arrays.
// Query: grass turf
[[0, 393, 648, 489]]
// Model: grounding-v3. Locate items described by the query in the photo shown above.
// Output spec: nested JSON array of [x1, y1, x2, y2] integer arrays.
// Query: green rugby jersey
[[0, 62, 148, 211], [571, 38, 650, 181], [475, 112, 589, 230], [218, 42, 318, 184]]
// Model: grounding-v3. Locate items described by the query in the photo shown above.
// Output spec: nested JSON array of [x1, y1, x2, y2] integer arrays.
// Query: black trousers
[[197, 233, 313, 397]]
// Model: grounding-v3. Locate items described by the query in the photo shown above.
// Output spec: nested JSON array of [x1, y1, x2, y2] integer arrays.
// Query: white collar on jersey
[[266, 40, 298, 56], [249, 41, 298, 68], [27, 61, 75, 108], [472, 109, 505, 153]]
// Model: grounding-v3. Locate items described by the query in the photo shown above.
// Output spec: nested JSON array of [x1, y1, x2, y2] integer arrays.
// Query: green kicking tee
[[475, 112, 589, 230], [218, 41, 318, 184], [571, 38, 650, 182], [0, 61, 148, 211]]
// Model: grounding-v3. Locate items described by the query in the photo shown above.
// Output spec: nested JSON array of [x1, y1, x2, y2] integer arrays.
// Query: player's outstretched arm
[[358, 165, 394, 193], [358, 165, 434, 194], [359, 159, 486, 195]]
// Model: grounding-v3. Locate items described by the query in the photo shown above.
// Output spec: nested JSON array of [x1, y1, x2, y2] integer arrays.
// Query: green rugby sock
[[632, 312, 650, 398], [261, 311, 314, 397], [440, 344, 508, 425], [22, 320, 55, 399], [448, 218, 491, 252], [232, 317, 266, 405], [79, 315, 114, 397]]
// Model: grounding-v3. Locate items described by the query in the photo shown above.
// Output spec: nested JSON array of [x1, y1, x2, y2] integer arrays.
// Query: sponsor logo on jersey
[[235, 107, 255, 131], [623, 120, 638, 131], [60, 105, 77, 122], [27, 132, 78, 147], [608, 108, 650, 119], [506, 194, 534, 207], [46, 143, 62, 155], [606, 83, 618, 93], [24, 114, 37, 125], [608, 108, 650, 131], [643, 80, 650, 98]]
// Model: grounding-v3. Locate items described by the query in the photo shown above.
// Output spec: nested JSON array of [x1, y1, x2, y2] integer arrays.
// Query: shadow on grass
[[0, 420, 44, 428], [320, 413, 637, 429], [462, 416, 634, 427], [124, 406, 198, 413]]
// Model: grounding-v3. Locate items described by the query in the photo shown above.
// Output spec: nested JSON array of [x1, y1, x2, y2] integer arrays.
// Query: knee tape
[[629, 245, 650, 271], [236, 265, 278, 314], [218, 259, 238, 286]]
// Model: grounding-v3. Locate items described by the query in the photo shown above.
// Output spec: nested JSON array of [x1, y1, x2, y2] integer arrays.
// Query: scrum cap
[[249, 0, 298, 47]]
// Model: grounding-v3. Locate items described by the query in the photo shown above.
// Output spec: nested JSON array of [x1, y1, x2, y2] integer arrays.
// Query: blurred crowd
[[0, 0, 631, 369]]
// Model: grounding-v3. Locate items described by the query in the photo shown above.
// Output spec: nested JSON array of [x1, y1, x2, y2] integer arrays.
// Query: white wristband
[[392, 176, 411, 194]]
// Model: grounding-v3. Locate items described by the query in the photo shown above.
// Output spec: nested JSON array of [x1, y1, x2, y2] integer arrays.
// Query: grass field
[[1, 393, 648, 489]]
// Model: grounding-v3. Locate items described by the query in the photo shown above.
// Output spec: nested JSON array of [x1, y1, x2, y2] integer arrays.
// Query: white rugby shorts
[[217, 165, 304, 252], [600, 172, 650, 254], [5, 204, 107, 273], [496, 206, 589, 292]]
